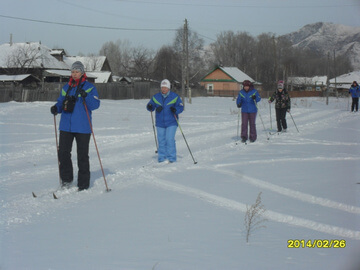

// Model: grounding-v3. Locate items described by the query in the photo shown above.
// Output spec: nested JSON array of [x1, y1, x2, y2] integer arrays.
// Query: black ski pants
[[351, 97, 359, 112], [275, 108, 288, 132], [58, 131, 91, 190]]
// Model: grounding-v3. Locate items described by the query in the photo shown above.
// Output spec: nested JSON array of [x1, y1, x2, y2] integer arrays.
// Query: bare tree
[[152, 45, 181, 81], [210, 31, 255, 72], [5, 43, 43, 75], [254, 33, 277, 90], [173, 26, 207, 84], [130, 46, 154, 80], [99, 39, 132, 76]]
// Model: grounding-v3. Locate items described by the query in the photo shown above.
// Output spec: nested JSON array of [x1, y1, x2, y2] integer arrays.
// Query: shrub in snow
[[244, 192, 267, 243]]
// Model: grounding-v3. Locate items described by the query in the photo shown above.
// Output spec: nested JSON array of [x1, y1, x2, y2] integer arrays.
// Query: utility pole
[[273, 36, 278, 83], [185, 20, 191, 104], [333, 49, 338, 98], [181, 19, 187, 109], [326, 52, 330, 105], [181, 19, 190, 107]]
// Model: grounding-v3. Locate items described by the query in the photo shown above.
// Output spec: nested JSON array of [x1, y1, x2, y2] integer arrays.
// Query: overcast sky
[[1, 0, 359, 56]]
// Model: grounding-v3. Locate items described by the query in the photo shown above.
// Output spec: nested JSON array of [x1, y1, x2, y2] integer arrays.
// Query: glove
[[170, 107, 176, 113], [156, 106, 163, 113], [252, 95, 256, 100], [50, 105, 58, 115], [237, 103, 241, 108], [147, 103, 153, 111], [79, 89, 87, 98]]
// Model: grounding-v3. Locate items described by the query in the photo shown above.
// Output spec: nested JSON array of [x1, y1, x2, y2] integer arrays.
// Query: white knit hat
[[277, 80, 284, 89], [160, 79, 171, 89]]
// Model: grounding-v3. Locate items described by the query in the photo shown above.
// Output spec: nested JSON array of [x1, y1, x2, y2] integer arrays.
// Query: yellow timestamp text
[[287, 239, 346, 248]]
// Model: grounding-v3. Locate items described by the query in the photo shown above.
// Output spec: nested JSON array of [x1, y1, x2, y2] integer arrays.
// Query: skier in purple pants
[[236, 80, 261, 143]]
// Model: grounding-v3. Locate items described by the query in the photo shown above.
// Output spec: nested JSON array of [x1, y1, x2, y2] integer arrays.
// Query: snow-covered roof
[[220, 67, 255, 83], [0, 74, 40, 82], [288, 76, 327, 85], [64, 56, 107, 72], [329, 70, 360, 88], [87, 71, 112, 83], [45, 69, 71, 77], [0, 42, 69, 70], [44, 69, 110, 82], [202, 66, 255, 83]]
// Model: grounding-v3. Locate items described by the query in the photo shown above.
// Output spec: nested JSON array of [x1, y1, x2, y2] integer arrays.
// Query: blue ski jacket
[[147, 91, 184, 128], [349, 85, 360, 98], [236, 88, 261, 113], [55, 80, 100, 134]]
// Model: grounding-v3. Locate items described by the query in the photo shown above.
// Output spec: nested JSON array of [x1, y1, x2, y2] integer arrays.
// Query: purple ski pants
[[241, 112, 257, 141]]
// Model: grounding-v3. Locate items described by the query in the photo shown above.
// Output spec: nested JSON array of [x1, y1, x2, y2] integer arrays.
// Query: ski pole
[[288, 111, 299, 133], [254, 99, 270, 140], [53, 115, 61, 186], [150, 111, 158, 153], [269, 100, 272, 130], [236, 108, 240, 144], [83, 101, 111, 192], [173, 114, 197, 164]]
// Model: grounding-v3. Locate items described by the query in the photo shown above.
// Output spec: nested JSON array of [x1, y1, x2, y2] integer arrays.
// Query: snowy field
[[0, 96, 359, 270]]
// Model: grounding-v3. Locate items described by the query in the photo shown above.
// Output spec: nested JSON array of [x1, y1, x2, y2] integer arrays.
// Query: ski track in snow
[[205, 165, 360, 215], [142, 176, 360, 240], [1, 98, 359, 242]]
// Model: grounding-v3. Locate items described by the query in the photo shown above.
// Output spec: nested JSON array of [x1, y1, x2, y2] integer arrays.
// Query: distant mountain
[[282, 22, 360, 70]]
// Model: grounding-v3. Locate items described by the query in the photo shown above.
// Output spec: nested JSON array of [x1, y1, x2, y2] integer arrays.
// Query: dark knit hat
[[71, 61, 85, 73], [243, 80, 251, 87]]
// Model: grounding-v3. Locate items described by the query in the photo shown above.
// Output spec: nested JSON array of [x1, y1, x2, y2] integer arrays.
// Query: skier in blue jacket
[[50, 61, 100, 190], [236, 80, 261, 143], [349, 81, 359, 112], [147, 79, 184, 163]]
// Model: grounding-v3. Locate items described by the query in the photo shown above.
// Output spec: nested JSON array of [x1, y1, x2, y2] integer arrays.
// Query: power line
[[113, 0, 359, 8], [0, 14, 177, 32]]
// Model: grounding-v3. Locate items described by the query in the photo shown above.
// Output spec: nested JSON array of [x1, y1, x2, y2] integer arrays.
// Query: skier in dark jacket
[[268, 80, 291, 132], [146, 79, 184, 163], [50, 61, 100, 191], [236, 80, 261, 143], [349, 81, 359, 112]]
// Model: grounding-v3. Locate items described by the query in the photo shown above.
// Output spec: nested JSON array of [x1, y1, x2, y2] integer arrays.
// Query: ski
[[236, 140, 247, 145], [32, 186, 77, 199], [32, 191, 59, 199], [235, 141, 247, 145]]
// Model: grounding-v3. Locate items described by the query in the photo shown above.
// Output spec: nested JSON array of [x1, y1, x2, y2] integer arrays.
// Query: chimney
[[10, 33, 13, 46]]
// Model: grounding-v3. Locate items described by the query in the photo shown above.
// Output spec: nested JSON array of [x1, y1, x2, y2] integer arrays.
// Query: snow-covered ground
[[0, 96, 359, 270]]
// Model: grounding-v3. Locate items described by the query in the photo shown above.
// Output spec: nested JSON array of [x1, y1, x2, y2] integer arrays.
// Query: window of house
[[207, 84, 213, 94]]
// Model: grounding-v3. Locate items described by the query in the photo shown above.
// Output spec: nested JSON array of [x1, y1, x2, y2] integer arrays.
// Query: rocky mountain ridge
[[282, 22, 360, 69]]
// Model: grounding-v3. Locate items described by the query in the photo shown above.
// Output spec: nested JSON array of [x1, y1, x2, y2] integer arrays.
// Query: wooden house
[[200, 66, 256, 97]]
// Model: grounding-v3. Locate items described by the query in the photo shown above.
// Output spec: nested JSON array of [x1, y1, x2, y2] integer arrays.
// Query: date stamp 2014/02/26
[[287, 239, 346, 248]]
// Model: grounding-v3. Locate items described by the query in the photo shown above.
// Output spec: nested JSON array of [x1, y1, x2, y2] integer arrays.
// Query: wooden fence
[[0, 82, 188, 102], [1, 82, 335, 103]]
